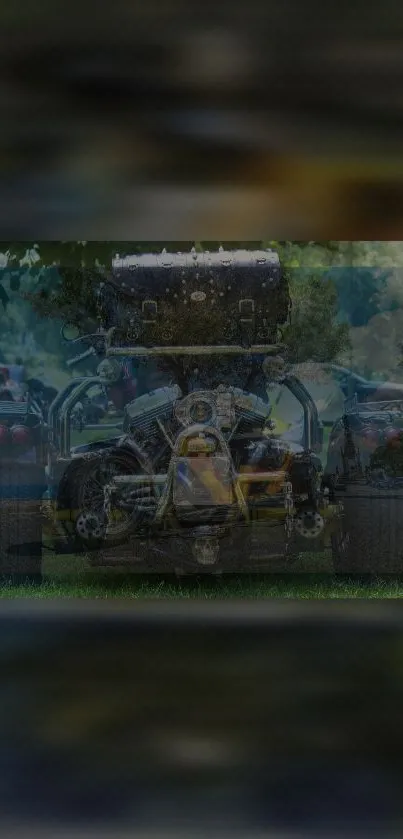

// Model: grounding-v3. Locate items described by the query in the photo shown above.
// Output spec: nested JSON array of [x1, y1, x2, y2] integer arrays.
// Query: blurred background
[[0, 601, 402, 837], [1, 2, 403, 236], [2, 0, 403, 828]]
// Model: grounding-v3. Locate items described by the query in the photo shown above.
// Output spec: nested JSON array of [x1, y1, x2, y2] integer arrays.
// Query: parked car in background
[[324, 392, 403, 573], [324, 364, 403, 405], [0, 391, 47, 583]]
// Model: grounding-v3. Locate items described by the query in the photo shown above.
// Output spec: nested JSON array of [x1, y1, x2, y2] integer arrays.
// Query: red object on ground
[[360, 426, 380, 447], [11, 425, 31, 448], [384, 426, 400, 446]]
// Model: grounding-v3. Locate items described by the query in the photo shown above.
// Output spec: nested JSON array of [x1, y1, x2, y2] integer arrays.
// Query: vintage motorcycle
[[46, 247, 346, 572]]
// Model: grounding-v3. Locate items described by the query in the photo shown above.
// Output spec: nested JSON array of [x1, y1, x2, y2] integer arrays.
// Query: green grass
[[2, 551, 403, 598], [2, 575, 403, 599]]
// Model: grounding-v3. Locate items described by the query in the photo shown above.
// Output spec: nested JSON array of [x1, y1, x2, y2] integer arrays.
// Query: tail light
[[384, 426, 400, 444]]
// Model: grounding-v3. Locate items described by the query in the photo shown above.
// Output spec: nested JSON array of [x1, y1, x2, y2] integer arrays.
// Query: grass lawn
[[2, 550, 403, 598], [2, 574, 403, 599]]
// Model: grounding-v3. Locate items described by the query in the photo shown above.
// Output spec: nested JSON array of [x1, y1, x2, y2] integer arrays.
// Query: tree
[[262, 242, 350, 365], [282, 271, 350, 365]]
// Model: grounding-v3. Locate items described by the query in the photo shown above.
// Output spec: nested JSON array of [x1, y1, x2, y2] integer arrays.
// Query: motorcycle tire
[[56, 448, 152, 564]]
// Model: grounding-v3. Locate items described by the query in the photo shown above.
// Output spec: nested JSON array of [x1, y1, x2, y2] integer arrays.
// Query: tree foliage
[[283, 272, 350, 364], [329, 268, 390, 327]]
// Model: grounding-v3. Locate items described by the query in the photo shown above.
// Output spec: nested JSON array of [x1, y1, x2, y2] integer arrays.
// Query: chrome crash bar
[[281, 375, 323, 453], [48, 375, 112, 462]]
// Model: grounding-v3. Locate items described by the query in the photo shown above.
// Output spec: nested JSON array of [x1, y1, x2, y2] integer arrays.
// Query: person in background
[[5, 357, 28, 401], [8, 357, 26, 388]]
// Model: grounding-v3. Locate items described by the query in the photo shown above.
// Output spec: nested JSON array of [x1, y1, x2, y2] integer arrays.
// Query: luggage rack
[[105, 343, 285, 358]]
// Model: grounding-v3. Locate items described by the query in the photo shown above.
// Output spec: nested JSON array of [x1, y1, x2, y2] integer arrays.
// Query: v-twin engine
[[110, 385, 271, 531], [123, 385, 270, 453]]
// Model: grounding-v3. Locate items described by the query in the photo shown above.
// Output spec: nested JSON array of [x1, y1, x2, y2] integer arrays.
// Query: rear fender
[[70, 437, 121, 457]]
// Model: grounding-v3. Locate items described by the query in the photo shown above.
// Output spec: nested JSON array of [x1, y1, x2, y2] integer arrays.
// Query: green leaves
[[283, 270, 350, 365]]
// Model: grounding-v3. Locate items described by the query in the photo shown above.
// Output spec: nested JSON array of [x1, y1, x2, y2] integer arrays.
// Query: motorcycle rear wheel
[[56, 448, 153, 561]]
